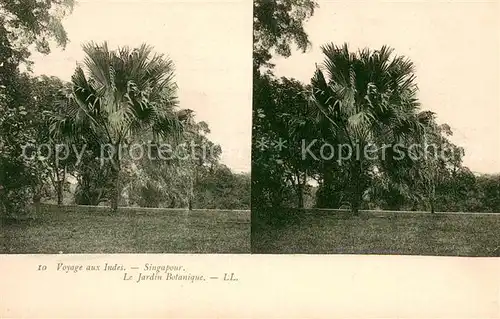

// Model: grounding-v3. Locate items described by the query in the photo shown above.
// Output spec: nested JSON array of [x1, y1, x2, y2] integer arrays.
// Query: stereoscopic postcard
[[1, 0, 498, 317]]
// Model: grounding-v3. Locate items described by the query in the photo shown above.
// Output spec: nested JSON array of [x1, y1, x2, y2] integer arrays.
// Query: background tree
[[253, 0, 318, 69], [253, 76, 317, 208], [194, 164, 251, 210], [408, 114, 457, 213], [129, 116, 221, 209], [0, 0, 74, 216], [252, 0, 318, 210], [0, 0, 74, 64], [475, 174, 500, 212], [125, 126, 249, 210], [253, 74, 296, 208], [30, 76, 75, 206]]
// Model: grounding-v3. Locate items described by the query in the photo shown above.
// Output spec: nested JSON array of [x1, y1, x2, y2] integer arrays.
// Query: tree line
[[0, 1, 249, 217], [252, 0, 500, 214]]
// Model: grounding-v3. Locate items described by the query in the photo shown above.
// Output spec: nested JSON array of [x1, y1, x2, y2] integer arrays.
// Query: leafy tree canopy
[[254, 0, 318, 69]]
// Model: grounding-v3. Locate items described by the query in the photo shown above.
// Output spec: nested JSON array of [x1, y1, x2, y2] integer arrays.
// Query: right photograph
[[251, 0, 500, 256]]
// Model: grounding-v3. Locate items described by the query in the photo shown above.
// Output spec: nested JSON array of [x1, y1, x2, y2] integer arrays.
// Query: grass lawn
[[252, 209, 500, 256], [1, 206, 250, 254]]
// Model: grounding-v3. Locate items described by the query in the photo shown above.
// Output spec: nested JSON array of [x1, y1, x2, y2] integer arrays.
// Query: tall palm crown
[[309, 43, 423, 147], [53, 42, 183, 146]]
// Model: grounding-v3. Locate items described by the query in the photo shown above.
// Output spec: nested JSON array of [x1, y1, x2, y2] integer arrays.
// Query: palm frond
[[52, 41, 182, 147]]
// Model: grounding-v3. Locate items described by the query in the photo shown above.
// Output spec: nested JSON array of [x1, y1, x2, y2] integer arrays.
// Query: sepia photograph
[[1, 0, 500, 318], [0, 0, 252, 254], [252, 0, 500, 256]]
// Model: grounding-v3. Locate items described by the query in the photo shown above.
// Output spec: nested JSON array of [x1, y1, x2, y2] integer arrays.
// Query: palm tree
[[52, 42, 184, 211], [308, 43, 424, 214]]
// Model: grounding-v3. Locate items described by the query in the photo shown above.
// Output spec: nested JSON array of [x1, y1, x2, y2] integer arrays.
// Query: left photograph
[[0, 0, 252, 253]]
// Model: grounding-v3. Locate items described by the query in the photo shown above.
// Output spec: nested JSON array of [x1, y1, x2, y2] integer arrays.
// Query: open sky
[[272, 0, 500, 174], [31, 0, 252, 173]]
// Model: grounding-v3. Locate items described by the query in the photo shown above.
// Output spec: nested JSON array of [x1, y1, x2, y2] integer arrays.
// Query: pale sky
[[273, 0, 500, 174], [31, 0, 252, 173]]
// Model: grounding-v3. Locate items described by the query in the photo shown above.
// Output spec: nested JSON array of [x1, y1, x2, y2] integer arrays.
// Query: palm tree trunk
[[351, 195, 361, 215], [56, 180, 63, 206], [350, 161, 362, 215], [110, 156, 121, 212], [110, 171, 120, 211]]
